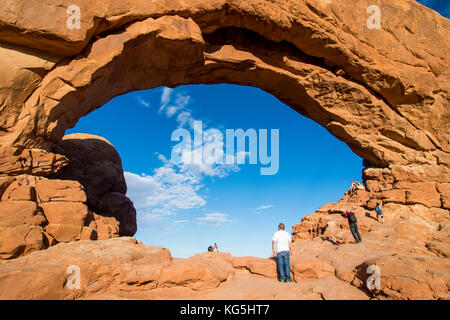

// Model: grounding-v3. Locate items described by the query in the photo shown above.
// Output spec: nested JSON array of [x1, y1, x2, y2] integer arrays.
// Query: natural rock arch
[[0, 0, 449, 300], [0, 0, 449, 258], [0, 0, 448, 166]]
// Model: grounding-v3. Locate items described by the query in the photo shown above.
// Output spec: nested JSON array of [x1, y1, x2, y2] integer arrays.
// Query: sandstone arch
[[0, 0, 449, 254], [0, 0, 448, 166]]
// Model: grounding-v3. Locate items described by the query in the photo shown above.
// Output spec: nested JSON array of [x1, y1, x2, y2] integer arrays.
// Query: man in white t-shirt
[[272, 223, 292, 282]]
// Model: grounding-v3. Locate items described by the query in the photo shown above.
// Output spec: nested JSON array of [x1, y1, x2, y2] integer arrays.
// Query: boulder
[[96, 192, 136, 236], [228, 256, 278, 278], [158, 256, 234, 291], [52, 133, 137, 236], [290, 257, 335, 281]]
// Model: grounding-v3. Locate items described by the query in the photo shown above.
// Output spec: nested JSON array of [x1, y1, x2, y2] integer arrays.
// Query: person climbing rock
[[344, 210, 362, 243], [272, 223, 292, 282], [208, 243, 219, 253], [375, 202, 384, 224], [349, 180, 357, 193], [355, 180, 365, 190]]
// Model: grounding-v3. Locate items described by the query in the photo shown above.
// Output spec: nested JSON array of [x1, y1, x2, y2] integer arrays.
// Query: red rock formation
[[52, 133, 137, 236], [0, 237, 369, 300], [0, 134, 137, 258], [0, 0, 448, 299]]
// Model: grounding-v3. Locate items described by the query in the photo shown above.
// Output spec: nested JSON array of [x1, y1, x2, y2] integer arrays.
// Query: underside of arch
[[0, 0, 448, 169]]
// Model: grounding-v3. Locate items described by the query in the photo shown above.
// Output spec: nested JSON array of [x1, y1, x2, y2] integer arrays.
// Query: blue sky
[[67, 2, 448, 258], [69, 85, 362, 258], [417, 0, 450, 18]]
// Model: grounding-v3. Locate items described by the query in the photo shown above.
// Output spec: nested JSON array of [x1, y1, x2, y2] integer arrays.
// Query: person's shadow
[[322, 236, 340, 246], [365, 212, 379, 222], [269, 256, 281, 280]]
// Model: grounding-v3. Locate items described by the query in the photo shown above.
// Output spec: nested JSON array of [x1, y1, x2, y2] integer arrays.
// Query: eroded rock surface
[[0, 0, 448, 300], [0, 237, 369, 300], [52, 133, 137, 236], [0, 134, 135, 258], [0, 0, 448, 169], [291, 185, 450, 300]]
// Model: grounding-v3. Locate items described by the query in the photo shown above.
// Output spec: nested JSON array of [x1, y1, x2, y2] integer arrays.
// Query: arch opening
[[58, 83, 364, 258], [0, 10, 447, 260]]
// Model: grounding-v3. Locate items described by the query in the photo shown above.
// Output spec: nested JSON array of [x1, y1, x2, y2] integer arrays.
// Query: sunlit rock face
[[0, 0, 448, 299]]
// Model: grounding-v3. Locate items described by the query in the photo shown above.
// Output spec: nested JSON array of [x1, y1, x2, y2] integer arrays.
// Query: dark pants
[[277, 251, 291, 281], [350, 223, 362, 242]]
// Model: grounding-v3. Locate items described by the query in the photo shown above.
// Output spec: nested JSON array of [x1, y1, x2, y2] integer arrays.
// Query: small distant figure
[[345, 210, 362, 243], [208, 243, 219, 253], [272, 223, 292, 283], [354, 180, 365, 190], [348, 180, 365, 195], [375, 202, 384, 224], [350, 181, 358, 193]]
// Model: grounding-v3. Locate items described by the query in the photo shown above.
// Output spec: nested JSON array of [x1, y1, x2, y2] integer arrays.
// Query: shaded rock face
[[0, 134, 136, 259], [51, 133, 137, 236], [0, 174, 122, 259]]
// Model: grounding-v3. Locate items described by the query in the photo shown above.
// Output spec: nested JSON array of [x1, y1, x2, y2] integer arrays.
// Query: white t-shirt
[[272, 230, 291, 253]]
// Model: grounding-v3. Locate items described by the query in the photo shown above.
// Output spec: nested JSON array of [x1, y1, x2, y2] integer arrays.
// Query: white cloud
[[125, 166, 206, 217], [176, 111, 194, 129], [173, 219, 190, 224], [160, 87, 173, 110], [255, 204, 275, 214], [159, 88, 191, 119], [160, 87, 240, 178], [193, 213, 234, 225], [136, 96, 150, 108], [255, 205, 275, 211], [125, 87, 243, 230]]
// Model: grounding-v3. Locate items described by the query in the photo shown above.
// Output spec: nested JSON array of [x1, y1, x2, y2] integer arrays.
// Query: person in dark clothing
[[375, 202, 384, 224], [207, 243, 219, 253], [345, 210, 362, 243]]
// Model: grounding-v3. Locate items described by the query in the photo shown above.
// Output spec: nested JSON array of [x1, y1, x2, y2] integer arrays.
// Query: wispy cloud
[[193, 213, 234, 225], [125, 161, 207, 227], [159, 87, 240, 178], [159, 88, 191, 120], [173, 219, 190, 224], [125, 87, 242, 231], [136, 95, 150, 108], [255, 205, 275, 211], [255, 204, 275, 214], [176, 111, 194, 129], [160, 87, 173, 110]]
